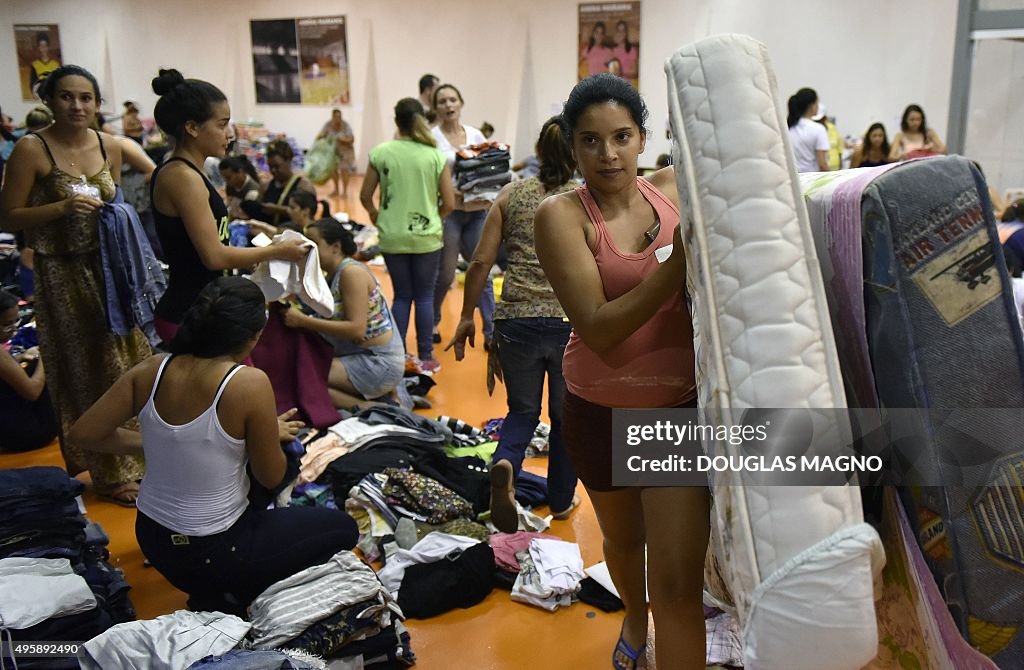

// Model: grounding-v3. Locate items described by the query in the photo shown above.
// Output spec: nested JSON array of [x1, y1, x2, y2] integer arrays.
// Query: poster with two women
[[578, 2, 640, 88]]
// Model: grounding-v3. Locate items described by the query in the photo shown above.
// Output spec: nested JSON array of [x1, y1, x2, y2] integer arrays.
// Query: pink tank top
[[563, 178, 696, 408]]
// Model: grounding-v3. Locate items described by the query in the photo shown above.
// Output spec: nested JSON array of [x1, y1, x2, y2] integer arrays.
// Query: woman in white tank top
[[70, 276, 358, 614]]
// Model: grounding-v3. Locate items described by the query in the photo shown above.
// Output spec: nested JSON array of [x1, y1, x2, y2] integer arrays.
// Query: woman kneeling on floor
[[70, 276, 358, 614], [283, 219, 405, 409]]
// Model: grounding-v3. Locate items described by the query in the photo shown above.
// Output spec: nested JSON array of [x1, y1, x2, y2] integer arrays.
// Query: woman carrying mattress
[[535, 74, 709, 670]]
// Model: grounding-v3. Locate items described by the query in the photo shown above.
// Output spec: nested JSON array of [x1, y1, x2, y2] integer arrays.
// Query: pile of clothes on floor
[[0, 467, 135, 669], [294, 406, 622, 622], [246, 550, 410, 666], [76, 551, 411, 670], [454, 143, 512, 204]]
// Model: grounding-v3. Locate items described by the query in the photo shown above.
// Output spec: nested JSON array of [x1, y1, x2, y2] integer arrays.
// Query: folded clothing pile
[[79, 610, 251, 670], [0, 467, 136, 669], [510, 538, 584, 612], [248, 550, 413, 667], [454, 143, 512, 204]]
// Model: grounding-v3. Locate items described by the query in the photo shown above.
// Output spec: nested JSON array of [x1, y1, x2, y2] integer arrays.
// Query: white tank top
[[136, 355, 250, 536]]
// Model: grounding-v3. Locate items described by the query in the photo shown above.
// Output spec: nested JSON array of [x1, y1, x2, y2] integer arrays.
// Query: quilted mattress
[[859, 156, 1024, 667], [665, 35, 884, 669]]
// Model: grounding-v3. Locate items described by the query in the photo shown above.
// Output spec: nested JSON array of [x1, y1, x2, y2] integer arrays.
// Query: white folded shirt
[[249, 229, 335, 317], [0, 557, 97, 629]]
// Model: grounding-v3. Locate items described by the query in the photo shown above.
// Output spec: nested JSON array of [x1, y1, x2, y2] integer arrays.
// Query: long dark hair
[[537, 116, 576, 191], [861, 123, 890, 159], [168, 277, 267, 358], [615, 21, 634, 53], [787, 88, 817, 128], [152, 68, 227, 144], [900, 104, 928, 136], [588, 22, 607, 50]]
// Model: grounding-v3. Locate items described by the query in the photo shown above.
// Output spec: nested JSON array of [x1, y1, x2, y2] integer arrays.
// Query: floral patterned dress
[[27, 132, 151, 487]]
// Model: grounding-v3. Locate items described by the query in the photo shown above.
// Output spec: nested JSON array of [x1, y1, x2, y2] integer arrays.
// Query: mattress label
[[911, 229, 1001, 326], [654, 244, 673, 264]]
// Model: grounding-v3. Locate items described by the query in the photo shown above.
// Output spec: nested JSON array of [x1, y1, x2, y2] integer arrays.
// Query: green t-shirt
[[369, 139, 446, 254]]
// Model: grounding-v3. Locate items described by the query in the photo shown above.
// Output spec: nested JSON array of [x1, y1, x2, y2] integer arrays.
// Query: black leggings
[[136, 504, 359, 615], [0, 386, 58, 453]]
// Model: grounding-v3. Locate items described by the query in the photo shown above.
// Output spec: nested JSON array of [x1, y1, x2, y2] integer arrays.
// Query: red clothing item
[[562, 178, 696, 408], [250, 304, 341, 429]]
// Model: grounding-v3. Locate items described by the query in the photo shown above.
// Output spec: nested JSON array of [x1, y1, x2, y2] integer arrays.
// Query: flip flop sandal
[[612, 627, 647, 670], [551, 493, 582, 520]]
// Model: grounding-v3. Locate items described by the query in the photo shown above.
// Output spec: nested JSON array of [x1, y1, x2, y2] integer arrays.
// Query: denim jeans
[[383, 250, 441, 361], [434, 209, 494, 340], [491, 318, 577, 512], [0, 466, 84, 507]]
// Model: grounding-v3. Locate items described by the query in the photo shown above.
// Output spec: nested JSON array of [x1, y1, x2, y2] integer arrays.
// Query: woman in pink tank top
[[535, 74, 708, 670]]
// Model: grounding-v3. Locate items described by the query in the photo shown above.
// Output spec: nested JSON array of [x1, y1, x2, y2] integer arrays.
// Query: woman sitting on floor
[[283, 219, 405, 409], [0, 289, 58, 452], [69, 276, 358, 614]]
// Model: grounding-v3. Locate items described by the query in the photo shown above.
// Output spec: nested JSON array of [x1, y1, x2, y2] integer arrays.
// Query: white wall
[[0, 0, 958, 171], [965, 38, 1024, 197]]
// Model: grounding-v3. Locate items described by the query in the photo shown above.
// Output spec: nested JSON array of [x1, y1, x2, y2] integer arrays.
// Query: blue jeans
[[383, 250, 441, 361], [491, 318, 577, 512], [434, 209, 494, 340]]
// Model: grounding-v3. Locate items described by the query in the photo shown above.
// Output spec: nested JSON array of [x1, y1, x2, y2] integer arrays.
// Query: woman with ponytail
[[786, 87, 830, 173], [283, 219, 406, 408], [70, 276, 358, 614], [149, 68, 306, 344], [446, 116, 581, 531], [360, 97, 454, 371]]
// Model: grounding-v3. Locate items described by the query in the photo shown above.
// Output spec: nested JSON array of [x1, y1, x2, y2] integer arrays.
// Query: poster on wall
[[578, 2, 640, 88], [250, 16, 349, 105], [297, 17, 350, 105], [13, 24, 62, 100]]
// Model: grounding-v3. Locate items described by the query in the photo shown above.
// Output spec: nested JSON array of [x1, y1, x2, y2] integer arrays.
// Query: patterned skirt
[[34, 250, 151, 487]]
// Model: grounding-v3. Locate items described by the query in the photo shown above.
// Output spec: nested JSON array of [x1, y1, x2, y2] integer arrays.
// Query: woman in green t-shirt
[[359, 98, 454, 371]]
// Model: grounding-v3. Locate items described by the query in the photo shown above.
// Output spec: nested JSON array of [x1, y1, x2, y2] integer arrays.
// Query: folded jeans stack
[[1, 467, 137, 668], [454, 143, 512, 204]]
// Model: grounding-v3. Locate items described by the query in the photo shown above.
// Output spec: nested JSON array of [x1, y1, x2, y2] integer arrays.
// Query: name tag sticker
[[655, 244, 673, 263]]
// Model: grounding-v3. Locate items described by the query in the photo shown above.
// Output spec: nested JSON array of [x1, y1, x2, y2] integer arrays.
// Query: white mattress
[[665, 35, 884, 669]]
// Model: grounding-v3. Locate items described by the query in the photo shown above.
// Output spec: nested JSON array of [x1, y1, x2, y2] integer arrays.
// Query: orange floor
[[0, 183, 682, 669]]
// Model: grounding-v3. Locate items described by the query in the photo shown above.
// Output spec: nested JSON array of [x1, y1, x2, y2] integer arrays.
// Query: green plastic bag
[[304, 137, 337, 185]]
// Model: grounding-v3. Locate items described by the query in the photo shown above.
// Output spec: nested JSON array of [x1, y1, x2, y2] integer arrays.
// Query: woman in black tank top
[[851, 122, 892, 169], [246, 139, 315, 228], [148, 68, 306, 343]]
